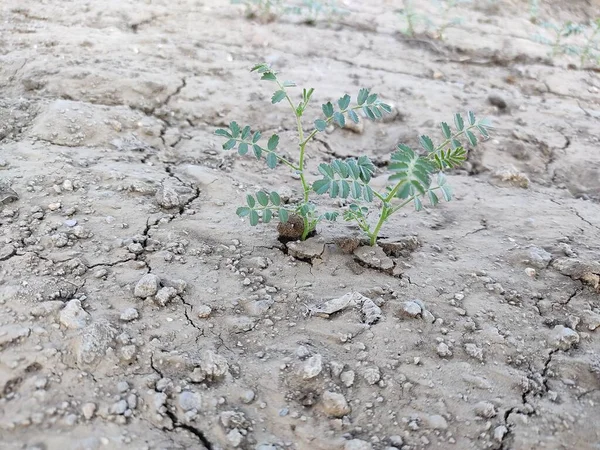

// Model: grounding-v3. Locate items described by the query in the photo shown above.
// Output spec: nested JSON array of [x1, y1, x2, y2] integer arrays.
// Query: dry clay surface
[[1, 0, 600, 449]]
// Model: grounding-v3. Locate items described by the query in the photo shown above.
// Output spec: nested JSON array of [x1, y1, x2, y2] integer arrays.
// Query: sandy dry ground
[[1, 0, 600, 449]]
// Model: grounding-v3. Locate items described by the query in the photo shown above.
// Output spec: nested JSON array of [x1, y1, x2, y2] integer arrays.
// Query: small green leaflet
[[246, 194, 255, 207], [357, 88, 369, 105], [256, 191, 269, 206], [454, 113, 464, 132], [348, 110, 359, 123], [419, 135, 434, 152], [366, 93, 378, 104], [266, 152, 278, 168], [249, 210, 259, 226], [314, 119, 328, 131], [468, 111, 476, 126], [223, 139, 236, 150], [238, 143, 249, 155], [268, 134, 279, 151], [272, 90, 286, 104], [215, 129, 231, 138], [322, 102, 334, 118], [466, 130, 477, 146], [333, 112, 345, 127], [441, 122, 451, 139], [263, 209, 272, 223], [270, 191, 281, 206], [230, 121, 240, 138], [278, 208, 289, 223], [338, 94, 351, 110]]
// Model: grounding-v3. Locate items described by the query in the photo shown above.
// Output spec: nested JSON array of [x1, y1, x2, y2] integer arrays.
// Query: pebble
[[64, 219, 78, 227], [121, 345, 137, 361], [362, 298, 382, 325], [226, 428, 244, 447], [437, 342, 452, 358], [494, 425, 508, 442], [296, 345, 310, 359], [399, 301, 422, 318], [464, 343, 484, 361], [583, 310, 600, 331], [363, 366, 381, 385], [134, 274, 160, 298], [424, 414, 448, 430], [549, 325, 579, 350], [59, 299, 90, 329], [344, 439, 373, 450], [241, 390, 255, 404], [197, 305, 212, 318], [340, 370, 355, 387], [330, 361, 344, 378], [321, 391, 351, 418], [81, 403, 97, 420], [422, 309, 435, 323], [488, 92, 508, 110], [179, 391, 202, 411], [48, 202, 61, 211], [110, 400, 128, 415], [116, 381, 129, 393], [302, 354, 323, 380], [474, 401, 497, 418], [120, 308, 139, 321], [128, 243, 144, 254], [527, 247, 552, 269], [155, 286, 178, 306]]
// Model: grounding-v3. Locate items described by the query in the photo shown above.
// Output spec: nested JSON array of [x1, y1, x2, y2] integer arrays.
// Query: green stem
[[368, 187, 444, 246], [276, 78, 313, 239]]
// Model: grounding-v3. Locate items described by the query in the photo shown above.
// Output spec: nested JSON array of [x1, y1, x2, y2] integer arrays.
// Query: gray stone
[[60, 299, 90, 329], [73, 321, 117, 367], [197, 305, 212, 318], [227, 428, 244, 447], [179, 391, 202, 411], [116, 381, 129, 393], [437, 342, 452, 358], [191, 350, 229, 382], [424, 414, 448, 430], [309, 291, 364, 318], [464, 343, 484, 361], [474, 401, 497, 418], [227, 316, 257, 333], [399, 301, 422, 318], [488, 92, 508, 110], [549, 325, 579, 350], [302, 354, 323, 380], [134, 274, 160, 298], [110, 400, 128, 415], [363, 366, 381, 385], [241, 390, 255, 404], [321, 391, 351, 418], [81, 402, 96, 420], [527, 247, 552, 269], [156, 184, 181, 209], [340, 370, 355, 387], [344, 439, 373, 450], [494, 425, 508, 442], [155, 286, 178, 306], [120, 308, 139, 321], [362, 299, 382, 325]]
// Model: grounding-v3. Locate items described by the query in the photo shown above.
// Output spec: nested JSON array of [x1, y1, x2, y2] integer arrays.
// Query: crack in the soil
[[164, 409, 213, 450], [564, 285, 584, 305]]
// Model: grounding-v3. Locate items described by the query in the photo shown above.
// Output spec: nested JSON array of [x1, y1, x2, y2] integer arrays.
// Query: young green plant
[[214, 63, 392, 241], [536, 21, 583, 57], [580, 18, 600, 67], [313, 112, 492, 246]]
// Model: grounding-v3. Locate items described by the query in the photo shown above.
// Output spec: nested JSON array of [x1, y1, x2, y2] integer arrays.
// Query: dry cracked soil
[[1, 0, 600, 449]]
